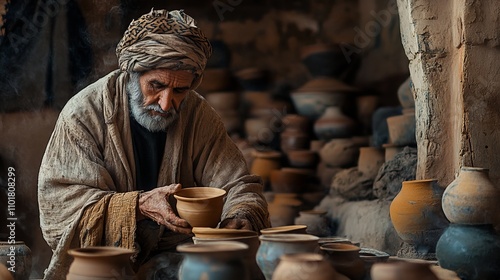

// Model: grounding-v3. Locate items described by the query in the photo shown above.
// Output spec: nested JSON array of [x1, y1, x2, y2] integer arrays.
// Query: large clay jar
[[320, 243, 365, 280], [192, 236, 263, 280], [436, 224, 500, 280], [0, 241, 32, 280], [67, 246, 135, 279], [267, 193, 302, 227], [280, 131, 310, 154], [314, 106, 357, 140], [178, 241, 249, 280], [294, 210, 331, 237], [282, 114, 311, 134], [256, 234, 319, 280], [319, 138, 359, 168], [272, 253, 348, 280], [389, 179, 448, 252], [442, 167, 500, 226]]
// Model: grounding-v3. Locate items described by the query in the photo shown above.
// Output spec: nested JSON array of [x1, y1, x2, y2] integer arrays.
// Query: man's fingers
[[164, 219, 192, 235]]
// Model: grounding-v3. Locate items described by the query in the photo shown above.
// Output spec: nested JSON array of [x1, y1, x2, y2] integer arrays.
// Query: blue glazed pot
[[177, 241, 249, 280], [256, 234, 319, 280], [436, 224, 500, 280]]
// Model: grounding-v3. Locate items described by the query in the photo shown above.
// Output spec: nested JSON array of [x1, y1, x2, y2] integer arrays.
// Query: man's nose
[[158, 89, 175, 112]]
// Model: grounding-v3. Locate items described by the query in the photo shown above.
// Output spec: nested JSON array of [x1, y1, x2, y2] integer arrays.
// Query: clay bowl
[[260, 225, 308, 235], [173, 187, 226, 228], [287, 150, 319, 168], [269, 169, 311, 193], [192, 227, 258, 239]]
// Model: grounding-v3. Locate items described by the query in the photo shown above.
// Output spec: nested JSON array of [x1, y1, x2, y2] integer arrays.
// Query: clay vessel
[[267, 194, 302, 227], [386, 113, 416, 146], [192, 236, 263, 280], [319, 138, 359, 167], [0, 241, 31, 280], [269, 169, 310, 193], [286, 150, 319, 168], [192, 227, 257, 239], [280, 131, 310, 153], [272, 253, 348, 280], [282, 114, 310, 133], [436, 224, 500, 280], [178, 241, 249, 280], [320, 243, 365, 280], [294, 210, 331, 237], [256, 234, 319, 280], [382, 143, 405, 161], [389, 179, 448, 252], [314, 106, 357, 140], [251, 150, 282, 187], [442, 167, 500, 226], [358, 247, 390, 273], [260, 225, 308, 235], [173, 187, 226, 228], [357, 147, 385, 179], [66, 246, 135, 279]]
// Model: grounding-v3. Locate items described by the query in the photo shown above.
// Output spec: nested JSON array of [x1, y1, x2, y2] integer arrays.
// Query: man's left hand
[[219, 218, 253, 230]]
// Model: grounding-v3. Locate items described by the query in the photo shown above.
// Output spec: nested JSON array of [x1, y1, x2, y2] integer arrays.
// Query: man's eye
[[174, 88, 187, 94]]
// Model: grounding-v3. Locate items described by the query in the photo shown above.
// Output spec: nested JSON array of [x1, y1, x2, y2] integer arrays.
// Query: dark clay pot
[[436, 224, 500, 280]]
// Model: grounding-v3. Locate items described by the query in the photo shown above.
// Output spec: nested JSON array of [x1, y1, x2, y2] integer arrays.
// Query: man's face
[[127, 69, 194, 132]]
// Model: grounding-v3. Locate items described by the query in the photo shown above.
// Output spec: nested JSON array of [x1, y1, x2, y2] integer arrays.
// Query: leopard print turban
[[116, 9, 212, 87]]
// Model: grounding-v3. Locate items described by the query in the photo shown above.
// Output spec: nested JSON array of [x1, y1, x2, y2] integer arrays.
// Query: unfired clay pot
[[320, 243, 365, 280], [442, 167, 500, 226], [272, 253, 348, 280], [251, 150, 282, 186], [314, 106, 357, 140], [174, 187, 226, 228], [267, 194, 302, 227], [389, 179, 448, 252], [66, 246, 135, 279]]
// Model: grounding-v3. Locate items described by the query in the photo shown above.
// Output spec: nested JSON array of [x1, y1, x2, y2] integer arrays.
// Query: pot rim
[[174, 187, 226, 201]]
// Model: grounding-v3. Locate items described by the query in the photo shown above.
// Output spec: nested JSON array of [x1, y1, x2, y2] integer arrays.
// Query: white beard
[[126, 72, 180, 132]]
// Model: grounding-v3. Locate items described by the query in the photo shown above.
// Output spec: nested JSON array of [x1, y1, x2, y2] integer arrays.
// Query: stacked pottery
[[256, 234, 319, 280], [319, 243, 366, 280], [437, 166, 500, 279], [178, 241, 249, 280], [267, 193, 303, 227], [313, 106, 357, 141], [280, 114, 311, 154], [251, 150, 282, 189], [389, 179, 448, 255]]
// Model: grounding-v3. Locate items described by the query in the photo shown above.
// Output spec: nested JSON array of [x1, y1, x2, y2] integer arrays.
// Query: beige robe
[[38, 70, 270, 280]]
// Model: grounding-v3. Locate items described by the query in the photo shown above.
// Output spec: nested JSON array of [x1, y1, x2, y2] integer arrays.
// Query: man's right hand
[[138, 183, 192, 234]]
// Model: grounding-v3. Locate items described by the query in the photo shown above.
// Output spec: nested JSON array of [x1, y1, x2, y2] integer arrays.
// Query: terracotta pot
[[314, 106, 357, 140], [256, 234, 319, 280], [280, 131, 310, 153], [359, 247, 390, 273], [389, 179, 448, 251], [192, 227, 257, 239], [382, 143, 405, 161], [442, 167, 500, 225], [273, 253, 348, 280], [371, 261, 439, 280], [0, 241, 31, 280], [319, 138, 359, 167], [174, 187, 226, 228], [386, 113, 416, 146], [287, 150, 319, 168], [193, 236, 263, 280], [300, 43, 350, 78], [357, 147, 385, 179], [320, 243, 365, 280], [268, 194, 302, 227], [294, 210, 331, 237], [260, 225, 308, 235], [178, 241, 249, 280], [269, 169, 310, 193], [205, 91, 240, 111], [251, 150, 282, 186], [436, 224, 500, 280], [282, 114, 311, 133], [66, 246, 135, 279]]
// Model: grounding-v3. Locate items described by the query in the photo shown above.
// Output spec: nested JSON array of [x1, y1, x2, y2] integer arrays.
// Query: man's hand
[[138, 184, 192, 234], [219, 218, 253, 230]]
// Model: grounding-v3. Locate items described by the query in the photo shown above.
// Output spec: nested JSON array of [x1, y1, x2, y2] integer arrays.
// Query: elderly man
[[38, 9, 270, 279]]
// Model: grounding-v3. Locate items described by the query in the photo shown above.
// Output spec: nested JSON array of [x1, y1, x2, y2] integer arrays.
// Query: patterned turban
[[116, 9, 212, 88]]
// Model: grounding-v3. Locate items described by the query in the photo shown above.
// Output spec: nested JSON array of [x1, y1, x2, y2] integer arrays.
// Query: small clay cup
[[174, 187, 226, 228]]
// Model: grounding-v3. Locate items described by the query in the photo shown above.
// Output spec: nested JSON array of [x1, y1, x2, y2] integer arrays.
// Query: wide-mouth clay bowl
[[173, 187, 226, 228], [260, 225, 308, 235], [192, 227, 258, 239]]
